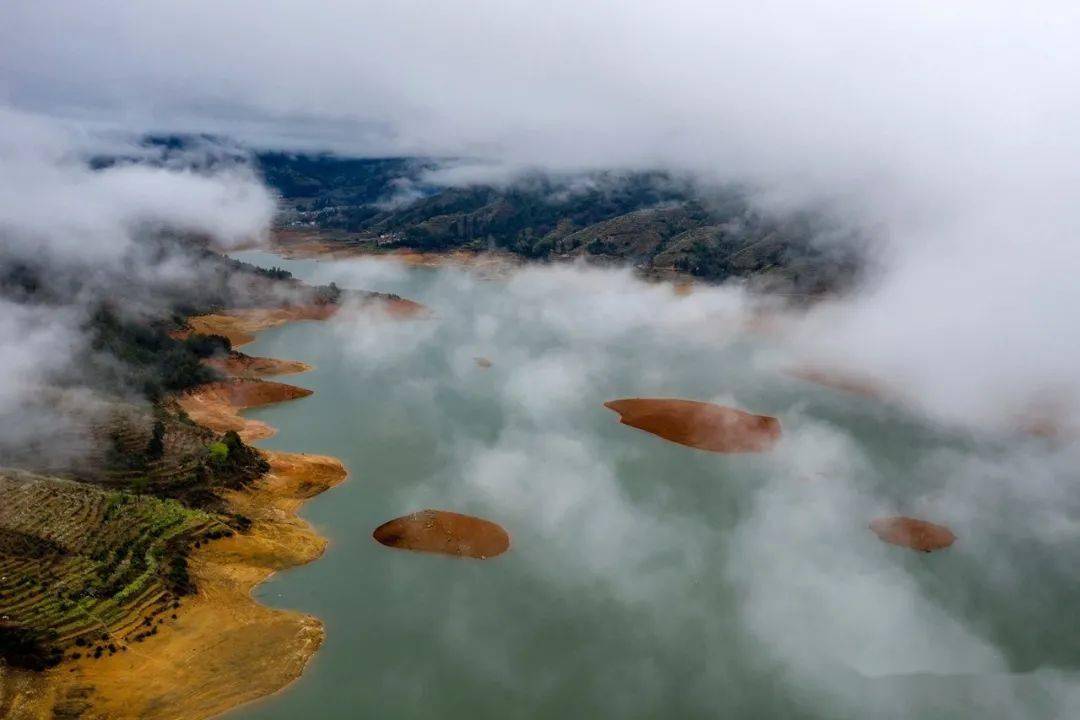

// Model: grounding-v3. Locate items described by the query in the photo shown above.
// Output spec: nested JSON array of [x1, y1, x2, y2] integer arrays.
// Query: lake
[[226, 250, 1078, 719]]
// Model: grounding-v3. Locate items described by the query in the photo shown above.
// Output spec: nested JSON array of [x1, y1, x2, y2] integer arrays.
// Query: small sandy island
[[177, 378, 313, 442], [373, 510, 511, 559], [604, 398, 781, 453], [474, 357, 493, 368], [869, 516, 956, 552]]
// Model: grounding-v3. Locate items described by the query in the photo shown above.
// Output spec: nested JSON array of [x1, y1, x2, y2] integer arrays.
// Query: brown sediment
[[869, 516, 956, 552], [1014, 398, 1074, 440], [474, 357, 493, 368], [270, 229, 522, 277], [377, 248, 521, 275], [373, 510, 510, 559], [673, 279, 695, 296], [176, 378, 313, 442], [788, 367, 885, 400], [185, 305, 339, 347], [206, 350, 313, 378], [604, 398, 781, 453]]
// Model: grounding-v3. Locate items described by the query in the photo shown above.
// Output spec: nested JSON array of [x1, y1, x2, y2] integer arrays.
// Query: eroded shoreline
[[7, 310, 347, 720]]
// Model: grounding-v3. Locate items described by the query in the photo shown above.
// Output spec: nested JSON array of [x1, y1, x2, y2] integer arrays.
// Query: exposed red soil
[[869, 516, 956, 552], [186, 305, 339, 347], [372, 510, 510, 559], [177, 379, 313, 441], [604, 398, 781, 453], [206, 351, 312, 378]]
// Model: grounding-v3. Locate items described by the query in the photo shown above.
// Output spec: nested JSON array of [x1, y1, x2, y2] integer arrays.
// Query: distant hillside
[[257, 156, 862, 295]]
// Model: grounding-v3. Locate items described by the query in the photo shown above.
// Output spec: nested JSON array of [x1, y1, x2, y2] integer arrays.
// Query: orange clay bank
[[373, 510, 510, 559], [604, 398, 781, 453], [869, 516, 956, 552]]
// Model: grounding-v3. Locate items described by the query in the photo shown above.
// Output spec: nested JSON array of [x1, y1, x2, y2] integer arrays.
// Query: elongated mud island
[[373, 510, 511, 559], [870, 516, 957, 552], [604, 398, 781, 453]]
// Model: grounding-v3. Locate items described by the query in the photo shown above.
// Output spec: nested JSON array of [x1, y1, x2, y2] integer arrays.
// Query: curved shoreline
[[12, 310, 347, 720]]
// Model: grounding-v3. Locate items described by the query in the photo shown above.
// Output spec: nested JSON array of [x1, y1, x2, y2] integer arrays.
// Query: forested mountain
[[259, 155, 862, 295]]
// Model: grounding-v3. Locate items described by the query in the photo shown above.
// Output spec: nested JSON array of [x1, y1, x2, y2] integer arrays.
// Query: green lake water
[[225, 251, 1079, 719]]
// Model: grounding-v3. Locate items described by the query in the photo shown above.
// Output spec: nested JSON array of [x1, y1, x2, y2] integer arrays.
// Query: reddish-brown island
[[869, 516, 956, 553], [604, 398, 781, 453], [373, 510, 511, 559]]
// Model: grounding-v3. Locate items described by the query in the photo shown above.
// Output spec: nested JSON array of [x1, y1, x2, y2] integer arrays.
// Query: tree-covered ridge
[[0, 222, 328, 669], [0, 466, 252, 669], [259, 156, 862, 295], [1, 234, 340, 401]]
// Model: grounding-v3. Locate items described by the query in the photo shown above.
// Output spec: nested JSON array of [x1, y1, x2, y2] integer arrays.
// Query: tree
[[146, 420, 166, 459], [207, 441, 229, 463]]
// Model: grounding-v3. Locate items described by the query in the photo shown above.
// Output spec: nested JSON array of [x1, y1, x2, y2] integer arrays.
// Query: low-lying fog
[[232, 251, 1080, 720]]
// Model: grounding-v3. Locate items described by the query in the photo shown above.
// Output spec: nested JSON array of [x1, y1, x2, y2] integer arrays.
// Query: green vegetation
[[88, 304, 218, 400], [0, 470, 221, 666], [260, 156, 862, 294], [207, 441, 229, 462], [0, 227, 299, 670]]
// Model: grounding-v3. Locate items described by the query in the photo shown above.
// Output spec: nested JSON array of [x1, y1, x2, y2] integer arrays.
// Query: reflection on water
[[227, 250, 1079, 720]]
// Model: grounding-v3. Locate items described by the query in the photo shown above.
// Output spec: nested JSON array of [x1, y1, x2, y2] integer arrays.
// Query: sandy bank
[[373, 510, 511, 559], [177, 378, 313, 442], [870, 516, 956, 552], [604, 398, 781, 453]]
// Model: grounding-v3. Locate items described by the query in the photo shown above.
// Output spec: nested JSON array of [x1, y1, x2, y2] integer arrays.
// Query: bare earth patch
[[205, 350, 313, 378], [869, 516, 956, 552], [604, 398, 781, 453], [177, 378, 313, 442], [373, 510, 511, 559], [185, 305, 339, 347], [270, 229, 522, 278]]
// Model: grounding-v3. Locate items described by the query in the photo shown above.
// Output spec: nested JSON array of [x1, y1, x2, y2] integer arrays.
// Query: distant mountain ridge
[[256, 154, 862, 295]]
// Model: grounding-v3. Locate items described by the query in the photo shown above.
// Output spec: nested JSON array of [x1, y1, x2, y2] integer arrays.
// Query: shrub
[[207, 442, 229, 463]]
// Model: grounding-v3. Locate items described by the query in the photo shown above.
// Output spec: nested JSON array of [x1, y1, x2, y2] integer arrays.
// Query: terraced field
[[0, 469, 225, 667], [47, 401, 266, 507]]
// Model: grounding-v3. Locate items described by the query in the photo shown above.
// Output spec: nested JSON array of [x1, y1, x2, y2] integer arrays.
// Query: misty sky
[[4, 1, 1080, 432], [2, 5, 1080, 717]]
